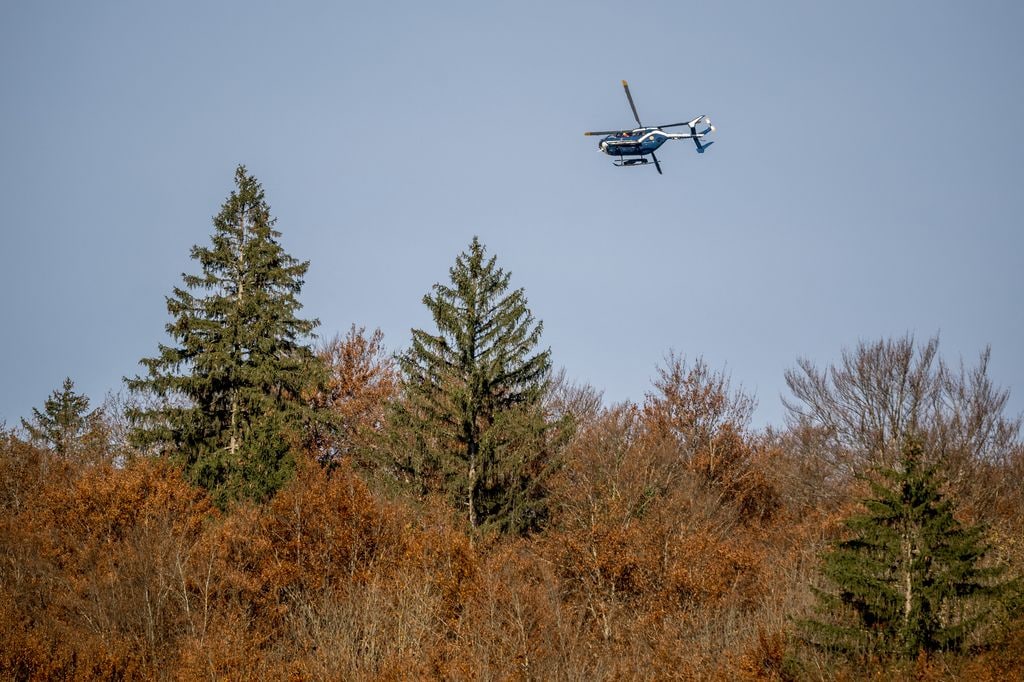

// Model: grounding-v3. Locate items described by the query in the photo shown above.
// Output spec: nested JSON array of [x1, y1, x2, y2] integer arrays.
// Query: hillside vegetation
[[2, 168, 1022, 680]]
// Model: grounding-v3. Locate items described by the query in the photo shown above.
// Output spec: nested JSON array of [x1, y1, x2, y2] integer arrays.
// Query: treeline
[[2, 167, 1023, 680]]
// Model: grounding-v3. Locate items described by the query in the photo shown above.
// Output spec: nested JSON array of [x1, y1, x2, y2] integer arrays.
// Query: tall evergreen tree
[[394, 236, 555, 534], [802, 436, 1009, 662], [21, 377, 101, 456], [128, 165, 320, 505]]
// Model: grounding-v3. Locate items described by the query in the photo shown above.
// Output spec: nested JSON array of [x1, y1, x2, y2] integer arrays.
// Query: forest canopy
[[2, 167, 1022, 680]]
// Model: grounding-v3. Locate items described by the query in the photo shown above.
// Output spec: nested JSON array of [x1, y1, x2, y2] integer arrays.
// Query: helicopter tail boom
[[650, 115, 716, 151]]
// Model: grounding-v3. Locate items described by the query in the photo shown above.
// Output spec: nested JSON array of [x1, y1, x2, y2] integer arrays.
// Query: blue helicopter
[[585, 81, 715, 175]]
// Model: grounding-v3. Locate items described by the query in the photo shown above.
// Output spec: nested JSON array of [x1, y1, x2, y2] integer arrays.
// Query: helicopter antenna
[[622, 80, 643, 128]]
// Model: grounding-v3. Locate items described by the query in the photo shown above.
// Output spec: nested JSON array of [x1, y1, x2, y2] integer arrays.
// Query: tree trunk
[[901, 524, 913, 651], [228, 206, 247, 456], [468, 442, 478, 529]]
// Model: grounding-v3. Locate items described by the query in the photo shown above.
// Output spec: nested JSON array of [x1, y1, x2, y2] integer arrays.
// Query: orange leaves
[[2, 356, 1020, 681], [0, 444, 442, 678], [0, 454, 214, 676], [308, 326, 398, 465], [643, 352, 754, 454], [4, 432, 782, 678]]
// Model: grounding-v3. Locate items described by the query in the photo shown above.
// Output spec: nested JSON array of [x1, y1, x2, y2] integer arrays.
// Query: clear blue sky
[[2, 1, 1022, 428]]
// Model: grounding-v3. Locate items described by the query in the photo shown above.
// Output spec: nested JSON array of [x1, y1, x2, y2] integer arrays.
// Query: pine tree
[[394, 236, 554, 534], [802, 436, 1008, 661], [128, 165, 320, 505], [21, 377, 101, 456]]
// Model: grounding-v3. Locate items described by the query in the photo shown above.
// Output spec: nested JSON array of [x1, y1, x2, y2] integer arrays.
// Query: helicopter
[[585, 80, 715, 174]]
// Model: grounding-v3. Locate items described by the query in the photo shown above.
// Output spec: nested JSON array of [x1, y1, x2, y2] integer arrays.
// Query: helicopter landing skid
[[613, 158, 650, 168]]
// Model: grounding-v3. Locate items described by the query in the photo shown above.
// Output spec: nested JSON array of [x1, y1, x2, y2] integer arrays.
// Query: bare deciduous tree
[[644, 352, 755, 462], [784, 334, 1021, 513], [544, 367, 604, 434]]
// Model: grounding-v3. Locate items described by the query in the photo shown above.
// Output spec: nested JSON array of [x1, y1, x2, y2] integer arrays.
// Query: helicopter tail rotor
[[695, 139, 714, 154], [688, 116, 715, 152]]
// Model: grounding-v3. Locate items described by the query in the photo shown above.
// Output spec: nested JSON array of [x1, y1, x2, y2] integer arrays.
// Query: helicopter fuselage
[[597, 128, 671, 158]]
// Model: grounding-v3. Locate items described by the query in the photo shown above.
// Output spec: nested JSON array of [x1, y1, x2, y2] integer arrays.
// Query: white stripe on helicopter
[[602, 129, 707, 147]]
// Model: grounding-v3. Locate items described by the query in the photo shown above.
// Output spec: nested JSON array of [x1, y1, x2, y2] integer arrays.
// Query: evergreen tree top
[[127, 165, 321, 505], [405, 236, 549, 406], [21, 377, 99, 455]]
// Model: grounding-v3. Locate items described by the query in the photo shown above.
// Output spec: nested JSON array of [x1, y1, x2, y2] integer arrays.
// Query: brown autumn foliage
[[307, 325, 399, 468], [2, 344, 1022, 680]]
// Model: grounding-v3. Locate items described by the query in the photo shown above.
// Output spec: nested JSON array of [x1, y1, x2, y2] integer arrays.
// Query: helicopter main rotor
[[622, 80, 642, 128], [583, 80, 716, 136]]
